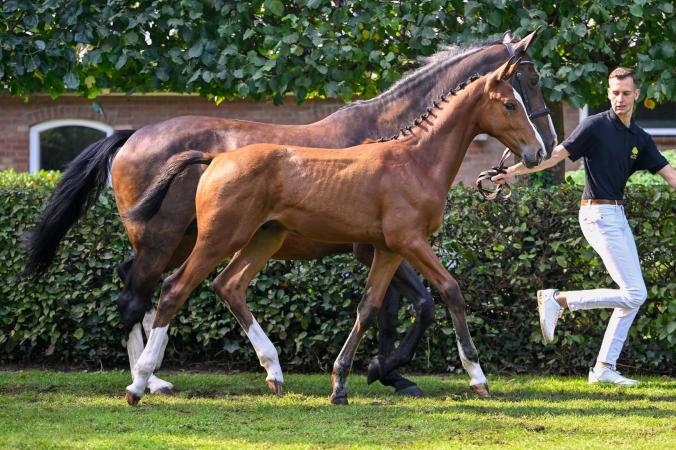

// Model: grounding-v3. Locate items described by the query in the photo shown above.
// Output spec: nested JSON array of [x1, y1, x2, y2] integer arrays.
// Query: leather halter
[[475, 42, 552, 201], [503, 42, 551, 120]]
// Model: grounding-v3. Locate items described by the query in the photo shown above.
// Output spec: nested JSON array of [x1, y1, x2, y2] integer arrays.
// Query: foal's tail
[[124, 150, 215, 223], [23, 130, 136, 276]]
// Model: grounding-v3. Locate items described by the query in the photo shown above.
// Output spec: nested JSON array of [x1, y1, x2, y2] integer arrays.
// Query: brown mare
[[123, 58, 546, 405], [24, 30, 554, 396]]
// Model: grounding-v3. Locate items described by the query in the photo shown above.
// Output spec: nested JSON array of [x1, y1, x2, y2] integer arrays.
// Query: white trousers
[[565, 204, 647, 367]]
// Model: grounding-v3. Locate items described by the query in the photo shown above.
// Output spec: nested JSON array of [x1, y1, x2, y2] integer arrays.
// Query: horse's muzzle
[[522, 146, 545, 168]]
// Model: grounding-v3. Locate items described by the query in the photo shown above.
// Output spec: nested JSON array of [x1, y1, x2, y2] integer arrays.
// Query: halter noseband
[[475, 42, 552, 201]]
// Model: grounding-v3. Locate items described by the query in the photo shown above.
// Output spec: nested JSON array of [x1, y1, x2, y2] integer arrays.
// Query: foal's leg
[[394, 238, 489, 397], [125, 230, 250, 405], [211, 224, 289, 396], [330, 249, 403, 405]]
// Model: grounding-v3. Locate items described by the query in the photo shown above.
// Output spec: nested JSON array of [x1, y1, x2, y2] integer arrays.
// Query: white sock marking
[[127, 325, 169, 397], [457, 341, 487, 386], [127, 323, 144, 379], [246, 318, 283, 383]]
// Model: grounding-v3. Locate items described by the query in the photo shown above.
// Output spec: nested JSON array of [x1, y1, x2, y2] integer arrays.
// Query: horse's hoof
[[266, 380, 284, 397], [470, 383, 491, 398], [153, 387, 174, 396], [396, 384, 424, 397], [329, 393, 349, 405], [125, 390, 142, 406], [367, 356, 384, 385]]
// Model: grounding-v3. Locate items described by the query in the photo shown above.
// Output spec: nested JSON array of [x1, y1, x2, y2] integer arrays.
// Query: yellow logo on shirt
[[630, 146, 638, 159]]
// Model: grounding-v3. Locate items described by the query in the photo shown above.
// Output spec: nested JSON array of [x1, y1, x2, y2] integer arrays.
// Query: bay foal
[[125, 58, 546, 405]]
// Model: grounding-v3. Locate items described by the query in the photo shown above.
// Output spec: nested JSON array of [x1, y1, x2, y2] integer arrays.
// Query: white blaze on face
[[457, 341, 487, 386], [513, 88, 546, 153], [547, 114, 557, 146], [246, 318, 284, 383]]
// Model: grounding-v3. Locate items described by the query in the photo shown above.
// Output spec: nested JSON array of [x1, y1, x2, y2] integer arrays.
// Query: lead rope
[[475, 148, 512, 201]]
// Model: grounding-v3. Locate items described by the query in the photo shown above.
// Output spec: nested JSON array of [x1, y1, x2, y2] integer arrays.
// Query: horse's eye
[[529, 79, 539, 87], [505, 102, 516, 111]]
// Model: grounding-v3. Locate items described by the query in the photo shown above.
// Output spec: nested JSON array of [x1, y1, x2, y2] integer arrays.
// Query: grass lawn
[[0, 370, 674, 449]]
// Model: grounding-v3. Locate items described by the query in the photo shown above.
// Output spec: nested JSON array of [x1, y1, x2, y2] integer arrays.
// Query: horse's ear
[[502, 30, 513, 44], [513, 26, 541, 55]]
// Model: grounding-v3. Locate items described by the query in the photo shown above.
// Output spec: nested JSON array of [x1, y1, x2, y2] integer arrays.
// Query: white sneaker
[[588, 367, 639, 386], [537, 289, 562, 343]]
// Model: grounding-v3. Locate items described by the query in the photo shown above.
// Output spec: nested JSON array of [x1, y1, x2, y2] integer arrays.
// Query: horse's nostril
[[538, 148, 546, 161]]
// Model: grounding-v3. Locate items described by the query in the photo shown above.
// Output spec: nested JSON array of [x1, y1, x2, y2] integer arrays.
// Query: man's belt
[[580, 199, 624, 206]]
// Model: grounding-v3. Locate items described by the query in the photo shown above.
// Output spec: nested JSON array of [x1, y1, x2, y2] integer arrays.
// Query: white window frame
[[29, 119, 113, 173], [580, 105, 676, 136]]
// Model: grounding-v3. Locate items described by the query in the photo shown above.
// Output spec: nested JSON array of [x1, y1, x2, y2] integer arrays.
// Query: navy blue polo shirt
[[562, 109, 668, 200]]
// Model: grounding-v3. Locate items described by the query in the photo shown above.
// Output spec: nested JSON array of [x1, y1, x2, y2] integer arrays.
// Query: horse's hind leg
[[367, 260, 435, 396], [330, 249, 402, 405], [353, 244, 431, 396], [212, 223, 289, 396], [119, 237, 196, 396], [394, 238, 489, 398], [125, 221, 260, 405]]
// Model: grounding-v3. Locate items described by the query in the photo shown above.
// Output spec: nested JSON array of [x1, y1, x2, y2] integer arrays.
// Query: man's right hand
[[491, 169, 515, 185], [491, 145, 570, 185]]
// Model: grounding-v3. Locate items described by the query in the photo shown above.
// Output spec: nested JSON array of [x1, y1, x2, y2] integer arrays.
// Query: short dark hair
[[609, 67, 638, 86]]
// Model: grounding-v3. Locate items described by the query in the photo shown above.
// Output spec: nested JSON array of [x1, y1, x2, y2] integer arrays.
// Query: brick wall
[[0, 94, 673, 185]]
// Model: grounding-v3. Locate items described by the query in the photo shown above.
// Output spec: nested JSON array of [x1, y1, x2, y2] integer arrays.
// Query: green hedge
[[1, 170, 674, 375]]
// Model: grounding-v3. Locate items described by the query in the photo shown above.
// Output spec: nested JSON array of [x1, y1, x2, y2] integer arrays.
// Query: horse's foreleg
[[395, 238, 489, 398], [330, 249, 402, 405], [212, 224, 289, 396]]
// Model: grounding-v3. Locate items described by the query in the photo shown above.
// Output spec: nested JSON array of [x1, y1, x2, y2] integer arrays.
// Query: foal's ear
[[499, 56, 521, 80], [485, 56, 520, 94], [502, 30, 513, 44]]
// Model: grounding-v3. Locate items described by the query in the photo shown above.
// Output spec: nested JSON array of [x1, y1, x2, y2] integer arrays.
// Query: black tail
[[124, 150, 215, 223], [23, 130, 136, 276]]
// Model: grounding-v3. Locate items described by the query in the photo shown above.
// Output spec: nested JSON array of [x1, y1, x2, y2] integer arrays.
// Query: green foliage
[[2, 1, 674, 105], [566, 149, 676, 186], [0, 171, 674, 374], [457, 0, 676, 106]]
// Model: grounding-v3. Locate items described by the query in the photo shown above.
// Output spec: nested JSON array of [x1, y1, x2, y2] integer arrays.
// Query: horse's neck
[[309, 45, 505, 144], [409, 85, 483, 189]]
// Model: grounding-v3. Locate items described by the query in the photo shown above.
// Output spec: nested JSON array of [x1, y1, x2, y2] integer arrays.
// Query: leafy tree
[[1, 0, 465, 102], [3, 1, 673, 104], [2, 1, 673, 182]]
